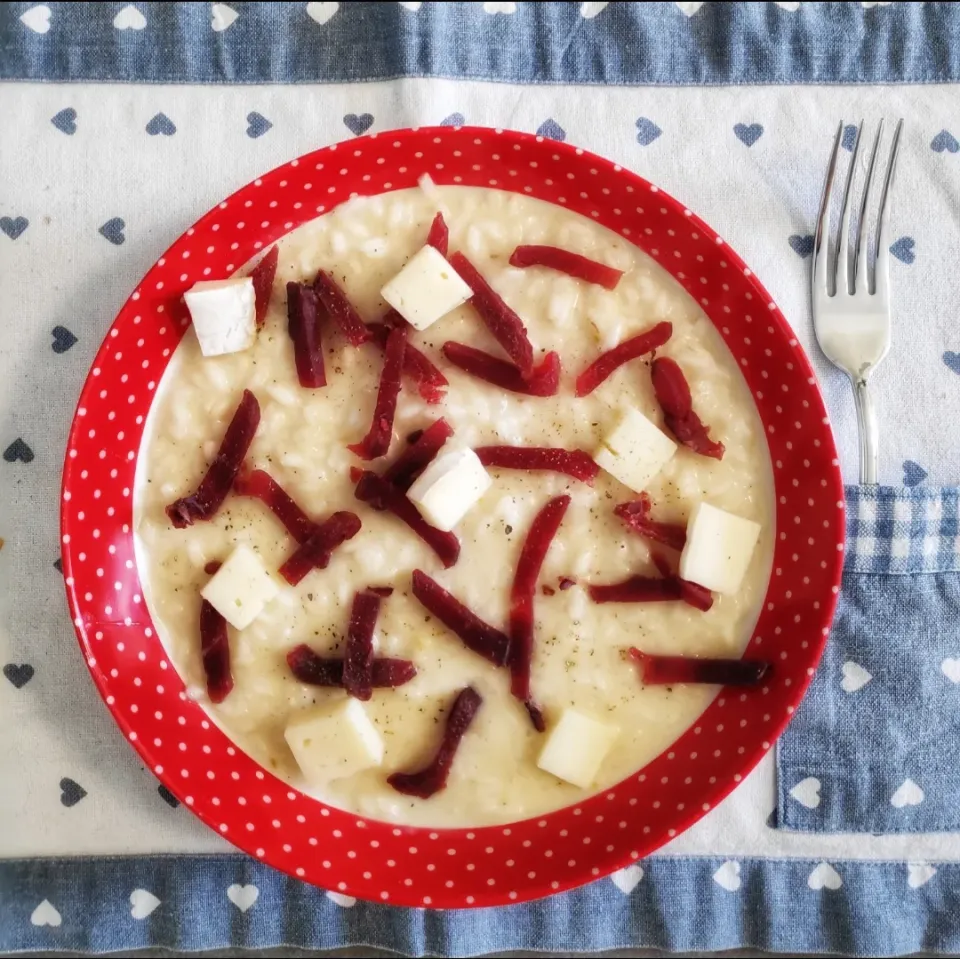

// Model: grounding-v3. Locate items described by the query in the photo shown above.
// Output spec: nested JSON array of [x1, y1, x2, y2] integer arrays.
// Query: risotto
[[135, 185, 774, 827]]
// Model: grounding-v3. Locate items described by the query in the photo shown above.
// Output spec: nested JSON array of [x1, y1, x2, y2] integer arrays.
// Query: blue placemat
[[3, 853, 960, 957], [2, 1, 960, 86]]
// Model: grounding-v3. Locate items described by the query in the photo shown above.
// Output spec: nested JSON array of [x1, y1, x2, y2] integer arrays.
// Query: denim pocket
[[777, 485, 960, 832]]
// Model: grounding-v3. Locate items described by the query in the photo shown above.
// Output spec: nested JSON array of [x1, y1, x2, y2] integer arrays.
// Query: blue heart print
[[0, 216, 29, 240], [789, 234, 814, 258], [246, 112, 272, 138], [841, 124, 858, 152], [51, 108, 77, 135], [52, 326, 78, 353], [902, 461, 928, 487], [440, 113, 466, 127], [733, 123, 763, 147], [931, 130, 959, 153], [734, 123, 764, 146], [3, 663, 34, 689], [343, 113, 374, 136], [99, 218, 125, 245], [889, 236, 915, 264], [635, 117, 662, 146], [3, 438, 34, 463], [536, 119, 566, 142], [145, 112, 176, 136], [943, 352, 960, 375], [59, 778, 87, 807]]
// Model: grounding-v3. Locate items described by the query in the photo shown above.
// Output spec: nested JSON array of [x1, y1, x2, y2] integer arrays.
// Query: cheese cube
[[184, 277, 257, 357], [380, 244, 472, 331], [537, 709, 619, 789], [285, 698, 384, 787], [407, 447, 492, 532], [594, 407, 677, 493], [679, 502, 762, 595], [200, 544, 280, 630]]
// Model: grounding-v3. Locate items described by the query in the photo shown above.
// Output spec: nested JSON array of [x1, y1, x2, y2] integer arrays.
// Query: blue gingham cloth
[[778, 486, 960, 833], [842, 485, 960, 575], [5, 3, 960, 956]]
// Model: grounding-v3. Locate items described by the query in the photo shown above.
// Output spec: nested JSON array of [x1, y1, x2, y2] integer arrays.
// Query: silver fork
[[811, 119, 903, 484]]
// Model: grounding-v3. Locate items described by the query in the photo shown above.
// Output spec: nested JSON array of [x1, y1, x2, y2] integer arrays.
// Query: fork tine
[[870, 118, 904, 297], [852, 121, 883, 294], [836, 120, 863, 295], [813, 121, 844, 300]]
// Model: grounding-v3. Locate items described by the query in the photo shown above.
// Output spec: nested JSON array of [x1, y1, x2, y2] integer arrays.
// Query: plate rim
[[59, 124, 845, 908]]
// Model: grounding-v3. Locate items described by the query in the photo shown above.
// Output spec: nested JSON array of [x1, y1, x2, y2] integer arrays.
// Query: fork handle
[[852, 375, 879, 485]]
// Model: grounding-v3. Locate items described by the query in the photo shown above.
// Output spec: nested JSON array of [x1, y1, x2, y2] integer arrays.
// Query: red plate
[[60, 127, 844, 909]]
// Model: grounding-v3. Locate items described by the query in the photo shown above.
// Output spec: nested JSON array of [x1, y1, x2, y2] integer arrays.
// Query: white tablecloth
[[3, 75, 960, 867]]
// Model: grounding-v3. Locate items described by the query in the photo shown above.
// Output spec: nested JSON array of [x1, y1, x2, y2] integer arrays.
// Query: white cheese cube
[[407, 447, 492, 532], [537, 709, 619, 789], [594, 407, 677, 493], [200, 544, 280, 630], [285, 698, 384, 787], [679, 502, 762, 595], [380, 244, 472, 331], [184, 277, 257, 357]]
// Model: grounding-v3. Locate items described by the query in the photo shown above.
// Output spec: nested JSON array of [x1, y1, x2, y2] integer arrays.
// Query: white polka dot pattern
[[59, 126, 844, 911]]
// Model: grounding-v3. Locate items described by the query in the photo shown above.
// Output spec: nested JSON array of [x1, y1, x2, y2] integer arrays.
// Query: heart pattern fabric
[[734, 123, 763, 146], [98, 218, 126, 245], [808, 862, 843, 891], [51, 108, 77, 135], [789, 777, 822, 809], [536, 119, 566, 142], [1, 216, 29, 240], [227, 884, 259, 912], [129, 889, 161, 919], [52, 326, 78, 353], [343, 113, 374, 136], [145, 113, 176, 136]]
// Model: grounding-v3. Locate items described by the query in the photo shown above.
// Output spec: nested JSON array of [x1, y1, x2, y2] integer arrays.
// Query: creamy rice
[[135, 186, 774, 827]]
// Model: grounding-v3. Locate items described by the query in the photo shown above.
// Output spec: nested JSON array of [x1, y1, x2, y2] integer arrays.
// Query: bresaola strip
[[388, 686, 483, 798], [411, 569, 511, 666], [250, 245, 279, 329], [614, 494, 687, 551], [342, 590, 381, 701], [313, 269, 372, 347], [509, 495, 571, 727], [234, 469, 317, 543], [349, 325, 407, 460], [166, 389, 260, 528], [382, 418, 454, 492], [426, 211, 449, 256], [651, 553, 713, 612], [277, 511, 362, 585], [574, 321, 672, 397], [449, 251, 536, 378], [286, 282, 326, 388], [508, 245, 624, 290], [354, 471, 461, 567], [651, 356, 725, 459], [200, 599, 233, 703], [588, 555, 713, 612], [368, 316, 448, 404], [588, 575, 682, 604], [475, 446, 599, 484], [286, 645, 416, 688], [628, 647, 770, 687], [442, 342, 561, 396]]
